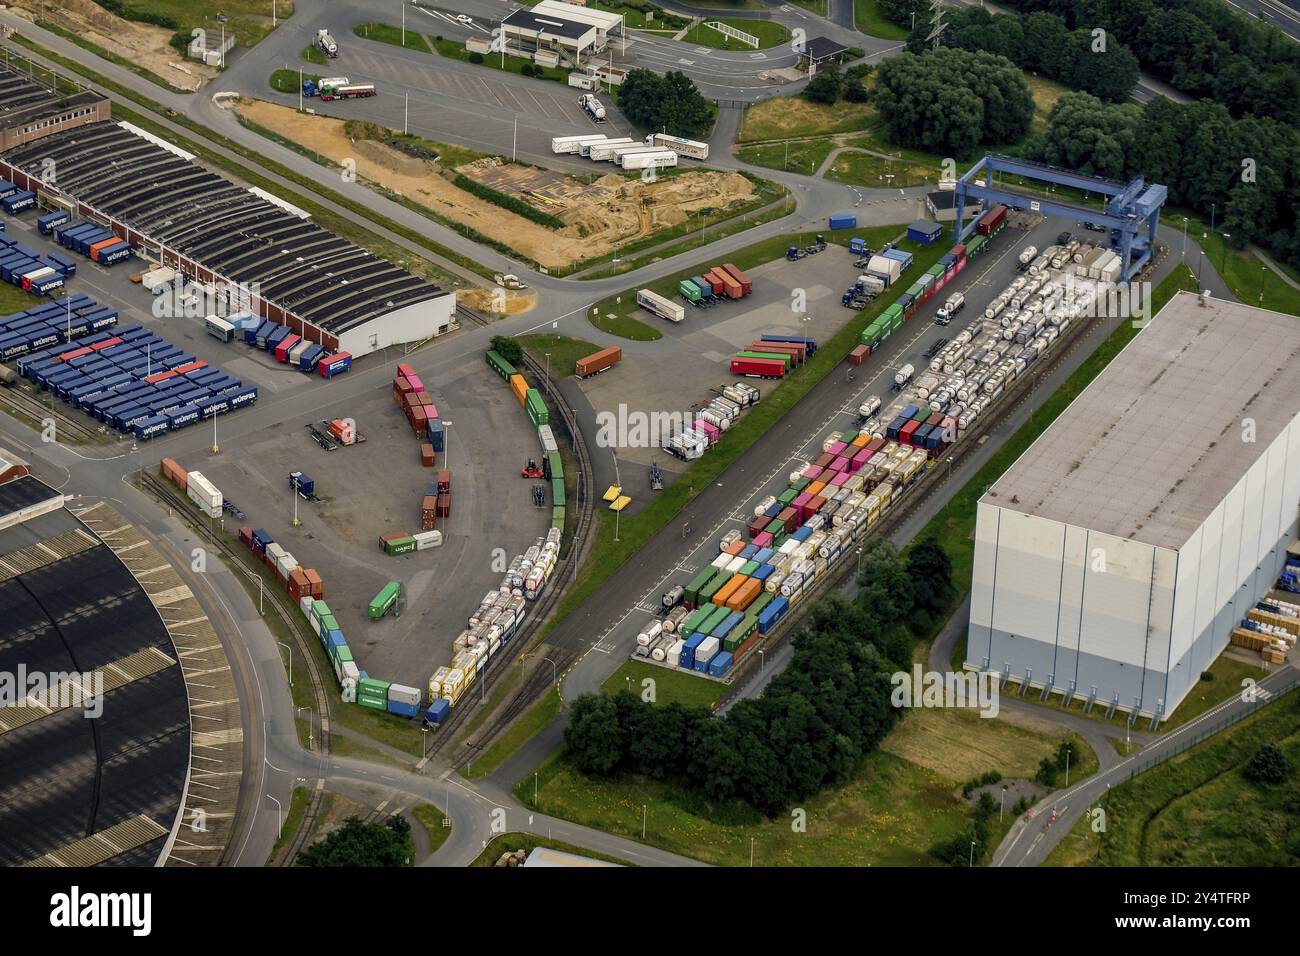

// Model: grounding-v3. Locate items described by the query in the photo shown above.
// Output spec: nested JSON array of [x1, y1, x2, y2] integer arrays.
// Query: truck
[[645, 133, 708, 160], [575, 346, 622, 378], [579, 93, 606, 121], [585, 137, 634, 160], [893, 363, 915, 388], [317, 29, 339, 57], [936, 293, 965, 325], [321, 83, 375, 101], [493, 273, 528, 290], [618, 148, 678, 171], [551, 134, 608, 154], [1017, 245, 1037, 270], [637, 288, 685, 323]]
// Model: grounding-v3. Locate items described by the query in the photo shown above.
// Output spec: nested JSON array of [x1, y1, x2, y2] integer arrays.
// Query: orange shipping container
[[724, 539, 745, 556], [160, 457, 187, 491], [509, 373, 529, 406], [806, 481, 826, 498], [851, 434, 870, 447], [726, 578, 762, 613], [575, 346, 622, 378], [304, 568, 324, 599], [88, 237, 120, 261], [714, 268, 743, 299], [712, 573, 746, 608]]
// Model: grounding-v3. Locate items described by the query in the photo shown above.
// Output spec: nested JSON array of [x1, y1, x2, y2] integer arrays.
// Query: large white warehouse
[[966, 292, 1300, 721]]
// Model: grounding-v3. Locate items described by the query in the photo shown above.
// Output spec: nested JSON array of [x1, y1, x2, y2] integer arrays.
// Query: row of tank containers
[[664, 379, 762, 462], [425, 526, 565, 718], [1018, 238, 1124, 284], [636, 423, 938, 676]]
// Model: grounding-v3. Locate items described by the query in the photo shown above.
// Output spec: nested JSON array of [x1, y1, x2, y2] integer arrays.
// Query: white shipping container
[[341, 660, 361, 684], [276, 554, 298, 577], [695, 636, 720, 666], [414, 530, 443, 550], [186, 470, 221, 509], [666, 639, 685, 667], [387, 683, 421, 706]]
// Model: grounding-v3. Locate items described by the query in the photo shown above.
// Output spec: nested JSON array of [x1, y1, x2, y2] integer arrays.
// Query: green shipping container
[[765, 518, 785, 535], [772, 531, 788, 548], [369, 582, 401, 620], [682, 606, 712, 636], [552, 478, 566, 507], [547, 451, 564, 481], [685, 566, 723, 606], [358, 677, 390, 697], [735, 350, 792, 368], [384, 536, 417, 556], [699, 574, 729, 604], [700, 604, 731, 634], [739, 560, 760, 576], [749, 591, 774, 618], [889, 312, 903, 331], [679, 279, 702, 302], [526, 390, 549, 427], [791, 477, 809, 492], [552, 506, 565, 530], [926, 264, 944, 279], [310, 599, 332, 622], [357, 695, 387, 711], [905, 283, 923, 298], [911, 406, 930, 421], [318, 613, 339, 633], [882, 304, 904, 323], [486, 350, 516, 380], [778, 488, 798, 506], [332, 644, 354, 665]]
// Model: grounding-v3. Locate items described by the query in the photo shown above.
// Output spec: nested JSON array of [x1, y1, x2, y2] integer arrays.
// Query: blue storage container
[[764, 502, 782, 519], [752, 563, 774, 583], [326, 629, 346, 649], [428, 419, 445, 452], [318, 353, 352, 377], [707, 651, 733, 678], [251, 529, 273, 552], [791, 525, 812, 543], [906, 220, 943, 245], [37, 210, 70, 234], [738, 544, 757, 560], [227, 385, 258, 410], [253, 321, 278, 347], [680, 633, 704, 670], [829, 213, 857, 230], [167, 404, 201, 429], [298, 343, 324, 370], [1, 190, 37, 214], [133, 415, 170, 440], [712, 610, 743, 640], [386, 699, 421, 718], [425, 698, 451, 724], [266, 325, 291, 351], [752, 547, 774, 564]]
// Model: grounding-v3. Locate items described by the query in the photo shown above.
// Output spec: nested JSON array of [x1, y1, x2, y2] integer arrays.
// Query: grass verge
[[460, 687, 563, 781], [520, 334, 604, 378], [853, 0, 909, 39], [736, 139, 837, 177], [269, 785, 312, 861], [1045, 690, 1300, 866], [471, 832, 632, 866], [682, 19, 791, 50], [429, 35, 568, 84], [354, 22, 432, 52], [602, 660, 726, 710], [411, 804, 453, 856]]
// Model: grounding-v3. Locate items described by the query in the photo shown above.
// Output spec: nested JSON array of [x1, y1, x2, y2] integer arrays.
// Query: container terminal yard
[[0, 0, 1291, 910]]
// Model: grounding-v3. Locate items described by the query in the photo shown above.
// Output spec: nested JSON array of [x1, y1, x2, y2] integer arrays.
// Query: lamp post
[[1220, 234, 1230, 274], [267, 793, 283, 838], [278, 641, 293, 688], [1180, 216, 1188, 260], [297, 706, 313, 749], [969, 840, 976, 867]]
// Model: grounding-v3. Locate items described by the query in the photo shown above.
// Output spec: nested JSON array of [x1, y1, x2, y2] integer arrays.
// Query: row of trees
[[1028, 92, 1300, 271], [802, 63, 871, 106], [564, 539, 955, 816], [617, 69, 714, 139], [920, 8, 1139, 103], [872, 48, 1035, 158]]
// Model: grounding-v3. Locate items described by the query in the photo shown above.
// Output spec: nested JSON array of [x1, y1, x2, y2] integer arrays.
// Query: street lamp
[[1180, 217, 1188, 261], [1220, 234, 1231, 274], [278, 641, 293, 687], [969, 840, 976, 867], [297, 706, 313, 749], [267, 793, 283, 838]]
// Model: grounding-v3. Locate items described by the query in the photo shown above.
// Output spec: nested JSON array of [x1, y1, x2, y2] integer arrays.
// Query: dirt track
[[236, 100, 756, 271]]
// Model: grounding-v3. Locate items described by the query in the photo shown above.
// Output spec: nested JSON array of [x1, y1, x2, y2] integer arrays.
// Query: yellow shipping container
[[428, 665, 453, 701]]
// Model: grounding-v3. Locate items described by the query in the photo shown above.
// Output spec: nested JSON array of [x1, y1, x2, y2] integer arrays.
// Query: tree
[[563, 693, 626, 776], [490, 335, 523, 366], [1064, 30, 1140, 102], [1242, 743, 1293, 785], [296, 814, 413, 867], [1034, 92, 1140, 179], [617, 69, 713, 138], [802, 68, 842, 105], [907, 537, 954, 616]]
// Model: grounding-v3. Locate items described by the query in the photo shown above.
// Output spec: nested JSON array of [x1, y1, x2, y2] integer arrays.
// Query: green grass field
[[461, 688, 563, 781], [824, 149, 933, 188], [603, 660, 725, 710], [353, 22, 431, 52], [520, 334, 605, 378], [738, 98, 875, 143], [854, 0, 909, 39], [683, 18, 791, 50], [590, 1, 690, 30], [411, 804, 453, 856], [587, 310, 664, 341], [90, 0, 289, 49], [300, 43, 326, 65], [1046, 691, 1300, 866], [736, 139, 837, 177], [269, 68, 319, 94]]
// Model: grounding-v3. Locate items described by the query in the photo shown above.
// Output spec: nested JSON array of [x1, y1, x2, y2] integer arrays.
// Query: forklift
[[521, 458, 545, 478]]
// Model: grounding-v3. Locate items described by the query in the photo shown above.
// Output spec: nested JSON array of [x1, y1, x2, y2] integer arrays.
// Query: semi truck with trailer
[[317, 29, 339, 57], [645, 133, 708, 160], [579, 93, 606, 121]]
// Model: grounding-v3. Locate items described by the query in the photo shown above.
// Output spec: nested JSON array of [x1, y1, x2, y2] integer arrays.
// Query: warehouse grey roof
[[985, 292, 1300, 550], [503, 9, 594, 40], [1, 122, 447, 335], [0, 66, 104, 132], [803, 37, 848, 61]]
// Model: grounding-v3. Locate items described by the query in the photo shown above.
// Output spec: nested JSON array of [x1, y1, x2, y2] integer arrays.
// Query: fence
[[1127, 670, 1299, 780]]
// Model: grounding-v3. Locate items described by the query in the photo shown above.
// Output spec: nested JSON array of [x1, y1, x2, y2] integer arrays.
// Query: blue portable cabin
[[829, 213, 857, 230], [97, 242, 133, 266], [37, 210, 71, 235], [167, 404, 202, 429], [133, 415, 170, 441]]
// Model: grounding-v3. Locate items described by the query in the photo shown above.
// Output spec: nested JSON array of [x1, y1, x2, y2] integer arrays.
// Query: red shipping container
[[901, 420, 921, 444], [404, 391, 422, 410], [437, 470, 451, 493], [420, 443, 435, 467], [238, 526, 253, 548], [777, 507, 799, 533], [144, 369, 178, 384], [435, 492, 451, 518], [721, 262, 752, 296], [173, 360, 207, 375], [715, 271, 743, 300], [396, 362, 416, 379], [747, 516, 768, 539], [304, 568, 324, 600], [56, 346, 92, 363], [275, 334, 301, 362], [848, 345, 868, 366], [405, 375, 425, 394], [379, 531, 406, 551], [423, 403, 438, 421], [814, 452, 833, 469], [288, 569, 310, 602], [730, 357, 784, 378], [89, 337, 123, 351], [807, 494, 827, 515]]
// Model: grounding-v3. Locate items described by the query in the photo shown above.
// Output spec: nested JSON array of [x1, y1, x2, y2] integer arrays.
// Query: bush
[[1200, 670, 1214, 682], [452, 173, 566, 229], [1242, 743, 1292, 785], [468, 51, 484, 64], [1034, 757, 1059, 787], [491, 336, 524, 366]]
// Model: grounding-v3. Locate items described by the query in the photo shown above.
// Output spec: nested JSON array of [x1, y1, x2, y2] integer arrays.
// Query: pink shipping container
[[793, 491, 812, 520], [829, 457, 849, 473], [802, 465, 821, 479], [753, 530, 774, 548], [422, 404, 437, 422], [827, 441, 848, 457], [404, 374, 424, 392], [852, 448, 873, 470], [695, 420, 720, 443], [830, 473, 849, 488]]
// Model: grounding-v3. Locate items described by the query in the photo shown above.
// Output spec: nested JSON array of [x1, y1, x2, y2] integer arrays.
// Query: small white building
[[501, 1, 623, 67]]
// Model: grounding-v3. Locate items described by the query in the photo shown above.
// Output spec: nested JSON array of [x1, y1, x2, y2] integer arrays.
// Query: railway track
[[420, 323, 597, 766], [0, 381, 113, 446], [713, 282, 1143, 707], [137, 471, 335, 866]]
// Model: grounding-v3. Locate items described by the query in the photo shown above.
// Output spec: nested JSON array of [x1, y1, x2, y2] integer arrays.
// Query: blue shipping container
[[425, 699, 451, 724], [829, 214, 857, 230]]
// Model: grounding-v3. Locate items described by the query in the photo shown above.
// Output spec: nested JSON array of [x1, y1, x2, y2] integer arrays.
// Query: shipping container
[[575, 346, 622, 377], [369, 581, 401, 619], [730, 356, 785, 379], [720, 263, 752, 296]]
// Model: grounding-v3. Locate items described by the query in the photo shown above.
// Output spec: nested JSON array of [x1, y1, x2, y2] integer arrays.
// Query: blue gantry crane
[[953, 154, 1167, 283]]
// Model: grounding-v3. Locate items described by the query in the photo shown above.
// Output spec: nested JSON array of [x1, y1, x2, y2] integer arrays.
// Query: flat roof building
[[967, 292, 1300, 720], [0, 62, 110, 151]]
